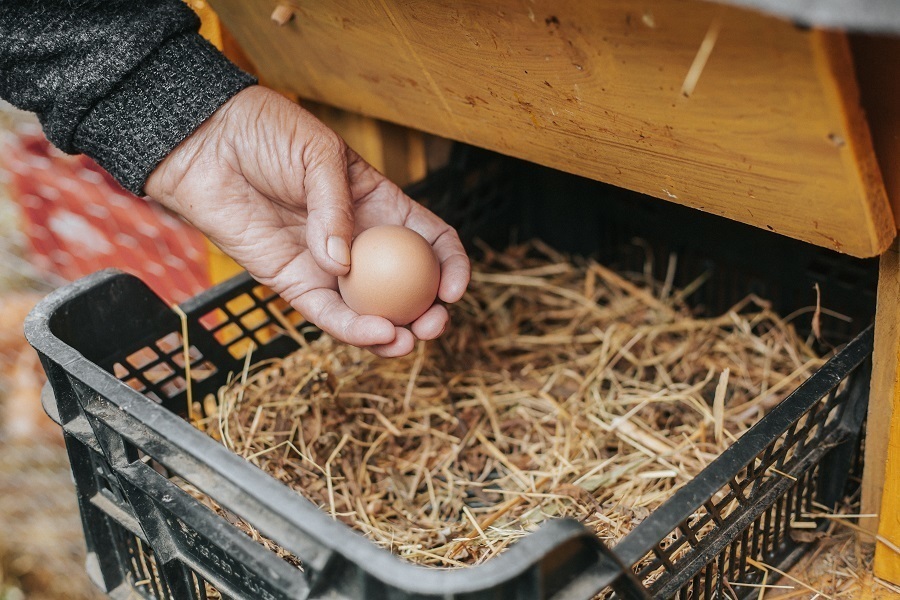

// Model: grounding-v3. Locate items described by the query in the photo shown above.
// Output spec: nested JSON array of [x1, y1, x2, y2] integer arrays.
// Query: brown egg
[[338, 225, 441, 326]]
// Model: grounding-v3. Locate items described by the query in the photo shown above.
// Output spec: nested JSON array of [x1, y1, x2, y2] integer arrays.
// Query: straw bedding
[[191, 240, 827, 570]]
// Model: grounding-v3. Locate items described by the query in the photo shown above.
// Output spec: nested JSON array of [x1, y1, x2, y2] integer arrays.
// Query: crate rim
[[25, 268, 637, 597]]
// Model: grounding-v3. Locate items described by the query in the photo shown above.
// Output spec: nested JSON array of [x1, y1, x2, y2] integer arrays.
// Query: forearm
[[0, 0, 255, 194]]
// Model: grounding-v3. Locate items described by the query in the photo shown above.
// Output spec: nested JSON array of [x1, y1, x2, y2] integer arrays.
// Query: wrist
[[76, 32, 256, 196], [146, 86, 259, 208]]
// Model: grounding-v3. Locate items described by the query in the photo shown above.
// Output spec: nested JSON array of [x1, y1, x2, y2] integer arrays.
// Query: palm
[[146, 87, 469, 358]]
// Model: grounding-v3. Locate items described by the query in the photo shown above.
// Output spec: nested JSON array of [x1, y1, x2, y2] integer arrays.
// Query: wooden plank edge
[[811, 30, 896, 256], [864, 241, 900, 584]]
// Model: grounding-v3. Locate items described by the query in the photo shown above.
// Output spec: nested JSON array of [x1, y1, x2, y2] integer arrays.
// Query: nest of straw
[[193, 241, 826, 569]]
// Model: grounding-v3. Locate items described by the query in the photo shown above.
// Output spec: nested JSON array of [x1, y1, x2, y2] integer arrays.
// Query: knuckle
[[309, 204, 353, 231], [307, 132, 346, 165]]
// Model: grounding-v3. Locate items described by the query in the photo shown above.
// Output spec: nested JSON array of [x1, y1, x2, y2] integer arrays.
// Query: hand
[[145, 86, 470, 358]]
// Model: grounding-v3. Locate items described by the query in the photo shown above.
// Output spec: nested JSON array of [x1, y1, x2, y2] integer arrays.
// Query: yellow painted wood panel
[[870, 243, 900, 585], [863, 241, 898, 524], [209, 0, 894, 257]]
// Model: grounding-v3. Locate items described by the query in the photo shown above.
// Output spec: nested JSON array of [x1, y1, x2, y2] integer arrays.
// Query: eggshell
[[338, 225, 441, 326]]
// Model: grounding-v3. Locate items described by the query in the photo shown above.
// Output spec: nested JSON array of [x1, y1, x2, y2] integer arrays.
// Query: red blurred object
[[0, 128, 211, 304]]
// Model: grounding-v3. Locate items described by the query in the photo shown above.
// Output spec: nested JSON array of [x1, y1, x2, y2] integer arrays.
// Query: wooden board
[[863, 241, 899, 528], [866, 240, 900, 585], [209, 0, 894, 257]]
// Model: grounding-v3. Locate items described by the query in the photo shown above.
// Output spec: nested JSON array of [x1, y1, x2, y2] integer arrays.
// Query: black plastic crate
[[26, 149, 874, 599]]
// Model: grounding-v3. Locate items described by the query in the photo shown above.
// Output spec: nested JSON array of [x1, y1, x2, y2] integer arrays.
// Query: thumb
[[303, 137, 355, 276]]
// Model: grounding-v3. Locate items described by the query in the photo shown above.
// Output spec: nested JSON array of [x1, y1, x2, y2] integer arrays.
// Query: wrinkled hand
[[145, 86, 470, 358]]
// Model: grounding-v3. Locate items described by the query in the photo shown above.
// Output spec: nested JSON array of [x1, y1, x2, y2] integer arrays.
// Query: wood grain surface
[[866, 241, 900, 585], [210, 0, 895, 257]]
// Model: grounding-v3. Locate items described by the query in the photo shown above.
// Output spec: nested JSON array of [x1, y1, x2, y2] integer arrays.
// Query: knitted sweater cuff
[[74, 32, 257, 195]]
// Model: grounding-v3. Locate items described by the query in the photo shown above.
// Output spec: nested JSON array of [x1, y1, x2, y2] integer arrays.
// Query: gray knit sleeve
[[0, 0, 256, 194]]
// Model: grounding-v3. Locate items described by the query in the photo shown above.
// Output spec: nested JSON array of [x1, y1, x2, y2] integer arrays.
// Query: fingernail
[[327, 236, 350, 266]]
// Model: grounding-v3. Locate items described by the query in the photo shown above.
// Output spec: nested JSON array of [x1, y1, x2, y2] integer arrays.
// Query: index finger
[[292, 287, 397, 348]]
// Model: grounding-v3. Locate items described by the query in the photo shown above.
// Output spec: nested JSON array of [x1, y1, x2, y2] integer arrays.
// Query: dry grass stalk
[[191, 242, 826, 570]]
